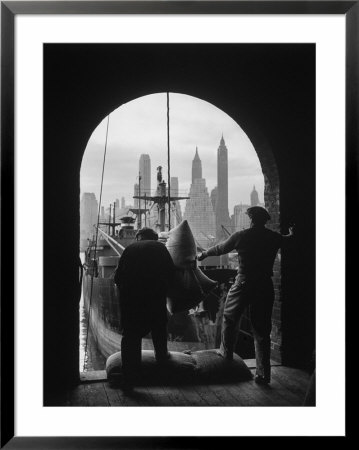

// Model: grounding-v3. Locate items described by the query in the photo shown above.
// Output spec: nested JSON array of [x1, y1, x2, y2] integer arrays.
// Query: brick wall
[[259, 145, 282, 363]]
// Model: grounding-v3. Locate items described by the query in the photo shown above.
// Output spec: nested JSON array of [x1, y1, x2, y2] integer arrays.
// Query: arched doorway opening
[[44, 44, 315, 397], [79, 92, 280, 372]]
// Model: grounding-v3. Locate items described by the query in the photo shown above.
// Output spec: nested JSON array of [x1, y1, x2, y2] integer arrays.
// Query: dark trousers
[[120, 297, 168, 385], [219, 275, 274, 381]]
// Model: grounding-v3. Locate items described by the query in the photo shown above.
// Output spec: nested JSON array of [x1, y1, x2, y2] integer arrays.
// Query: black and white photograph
[[2, 2, 351, 444], [44, 42, 316, 407]]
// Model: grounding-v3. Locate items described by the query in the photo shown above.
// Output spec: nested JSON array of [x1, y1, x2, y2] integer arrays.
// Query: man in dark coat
[[114, 227, 175, 391], [198, 206, 294, 385]]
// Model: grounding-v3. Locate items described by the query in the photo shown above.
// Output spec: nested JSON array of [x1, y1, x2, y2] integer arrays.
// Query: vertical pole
[[167, 92, 171, 231], [138, 173, 142, 229], [144, 193, 147, 227], [108, 204, 112, 235], [113, 201, 116, 235], [84, 113, 110, 373]]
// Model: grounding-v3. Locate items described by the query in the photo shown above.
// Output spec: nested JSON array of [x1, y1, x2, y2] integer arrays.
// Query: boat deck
[[56, 361, 312, 407]]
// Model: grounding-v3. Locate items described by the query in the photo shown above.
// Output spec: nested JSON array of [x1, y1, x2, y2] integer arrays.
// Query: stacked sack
[[166, 220, 217, 314]]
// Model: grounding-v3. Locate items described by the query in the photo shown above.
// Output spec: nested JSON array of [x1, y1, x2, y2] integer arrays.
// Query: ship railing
[[97, 227, 126, 256]]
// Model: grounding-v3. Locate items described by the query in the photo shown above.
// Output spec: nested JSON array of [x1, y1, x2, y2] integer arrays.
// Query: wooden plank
[[83, 383, 110, 406], [115, 392, 144, 406], [142, 384, 175, 406], [231, 380, 278, 406], [278, 366, 311, 382], [266, 377, 304, 406], [243, 358, 257, 369], [65, 364, 310, 407], [178, 385, 209, 406], [153, 395, 174, 406], [193, 384, 226, 406], [68, 384, 89, 406], [103, 382, 127, 406], [248, 367, 303, 406], [207, 384, 241, 406], [225, 382, 264, 406], [271, 366, 310, 397], [146, 392, 175, 407], [80, 370, 107, 382], [162, 385, 191, 406], [253, 381, 296, 406], [117, 387, 154, 406]]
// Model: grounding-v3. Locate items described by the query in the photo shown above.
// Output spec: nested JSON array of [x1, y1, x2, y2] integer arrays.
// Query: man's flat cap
[[246, 206, 271, 222]]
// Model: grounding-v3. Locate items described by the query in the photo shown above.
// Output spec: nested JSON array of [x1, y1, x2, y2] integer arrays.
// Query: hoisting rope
[[97, 227, 125, 256], [167, 92, 171, 231], [83, 114, 110, 372]]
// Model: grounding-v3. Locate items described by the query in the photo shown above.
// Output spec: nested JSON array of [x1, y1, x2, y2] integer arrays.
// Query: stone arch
[[80, 90, 280, 229], [44, 44, 315, 397], [80, 90, 282, 361]]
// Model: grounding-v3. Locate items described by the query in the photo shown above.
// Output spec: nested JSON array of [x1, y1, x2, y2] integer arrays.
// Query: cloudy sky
[[80, 93, 264, 214]]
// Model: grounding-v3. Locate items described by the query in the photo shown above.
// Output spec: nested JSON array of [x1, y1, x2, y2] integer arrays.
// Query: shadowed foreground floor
[[51, 362, 312, 407]]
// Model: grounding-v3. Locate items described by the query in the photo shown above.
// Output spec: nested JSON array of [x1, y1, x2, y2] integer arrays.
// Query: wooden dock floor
[[57, 364, 312, 407]]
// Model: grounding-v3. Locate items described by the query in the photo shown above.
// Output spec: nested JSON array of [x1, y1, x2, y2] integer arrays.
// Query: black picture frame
[[1, 1, 353, 447]]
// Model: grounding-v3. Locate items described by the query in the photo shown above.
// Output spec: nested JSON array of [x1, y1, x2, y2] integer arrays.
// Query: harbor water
[[79, 294, 107, 372], [79, 252, 107, 372]]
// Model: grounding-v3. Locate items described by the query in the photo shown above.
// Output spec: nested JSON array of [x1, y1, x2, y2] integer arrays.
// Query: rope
[[83, 114, 110, 372], [170, 201, 182, 227], [167, 92, 171, 230], [97, 227, 125, 255]]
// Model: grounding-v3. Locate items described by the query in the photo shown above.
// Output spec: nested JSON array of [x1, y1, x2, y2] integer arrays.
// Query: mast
[[144, 193, 147, 227], [113, 201, 116, 235], [167, 92, 171, 230], [132, 94, 190, 232], [138, 172, 142, 229], [133, 166, 188, 232], [108, 204, 112, 235]]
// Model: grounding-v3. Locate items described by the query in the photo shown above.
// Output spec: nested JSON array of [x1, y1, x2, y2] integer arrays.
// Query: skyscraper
[[80, 192, 98, 242], [133, 183, 139, 208], [215, 135, 231, 240], [233, 203, 251, 231], [250, 185, 260, 206], [184, 148, 216, 249], [170, 176, 182, 227], [210, 186, 218, 212], [192, 147, 202, 183], [139, 154, 151, 197]]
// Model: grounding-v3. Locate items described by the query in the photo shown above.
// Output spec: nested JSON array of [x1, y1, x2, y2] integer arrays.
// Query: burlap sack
[[166, 220, 217, 314]]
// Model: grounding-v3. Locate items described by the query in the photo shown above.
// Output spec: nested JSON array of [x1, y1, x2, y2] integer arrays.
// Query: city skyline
[[80, 92, 264, 212]]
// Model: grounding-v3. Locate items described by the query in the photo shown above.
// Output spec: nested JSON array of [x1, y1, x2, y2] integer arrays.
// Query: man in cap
[[114, 227, 175, 392], [198, 206, 294, 385]]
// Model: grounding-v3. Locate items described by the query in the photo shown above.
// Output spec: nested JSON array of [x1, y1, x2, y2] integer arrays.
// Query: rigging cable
[[167, 92, 171, 231], [83, 114, 110, 372]]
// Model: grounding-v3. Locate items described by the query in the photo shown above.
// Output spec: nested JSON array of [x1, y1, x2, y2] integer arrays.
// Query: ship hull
[[82, 271, 218, 359]]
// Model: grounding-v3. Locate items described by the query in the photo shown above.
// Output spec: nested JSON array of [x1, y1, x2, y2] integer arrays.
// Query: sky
[[80, 93, 264, 214]]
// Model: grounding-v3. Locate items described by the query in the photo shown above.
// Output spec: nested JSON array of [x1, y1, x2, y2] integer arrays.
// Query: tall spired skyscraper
[[215, 135, 231, 240], [192, 147, 202, 183], [250, 185, 260, 206], [139, 154, 151, 196], [184, 148, 216, 249]]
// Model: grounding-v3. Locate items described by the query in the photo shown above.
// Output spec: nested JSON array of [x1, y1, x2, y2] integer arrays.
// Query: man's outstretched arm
[[198, 232, 241, 261]]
